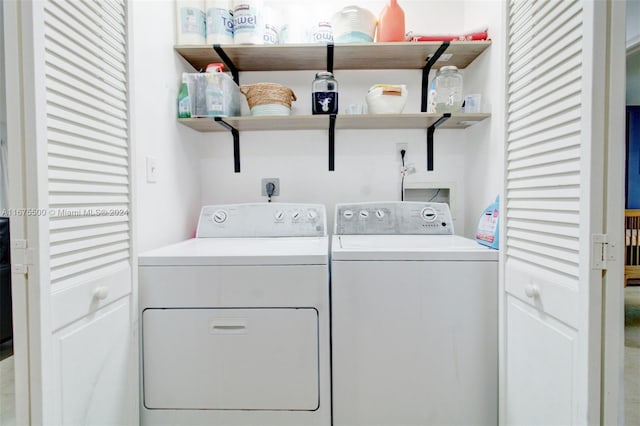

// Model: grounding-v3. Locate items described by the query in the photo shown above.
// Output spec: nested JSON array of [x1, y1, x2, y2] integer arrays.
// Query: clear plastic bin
[[184, 72, 241, 118]]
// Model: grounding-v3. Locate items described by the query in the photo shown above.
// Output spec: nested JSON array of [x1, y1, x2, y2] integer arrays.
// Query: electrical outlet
[[396, 143, 408, 160], [261, 178, 280, 196]]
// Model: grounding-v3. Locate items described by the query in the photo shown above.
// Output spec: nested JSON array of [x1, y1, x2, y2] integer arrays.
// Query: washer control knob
[[359, 210, 369, 219], [291, 210, 301, 221], [212, 209, 228, 224], [306, 209, 318, 221], [274, 210, 285, 222], [343, 210, 354, 219], [375, 209, 385, 219], [421, 207, 437, 222]]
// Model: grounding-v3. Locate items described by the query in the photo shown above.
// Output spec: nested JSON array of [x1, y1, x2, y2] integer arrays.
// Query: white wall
[[462, 0, 506, 237], [195, 0, 503, 236], [132, 0, 503, 239], [131, 0, 208, 252]]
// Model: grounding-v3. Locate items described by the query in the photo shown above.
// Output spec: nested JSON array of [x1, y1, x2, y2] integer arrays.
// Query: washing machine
[[139, 203, 330, 426], [331, 202, 498, 426]]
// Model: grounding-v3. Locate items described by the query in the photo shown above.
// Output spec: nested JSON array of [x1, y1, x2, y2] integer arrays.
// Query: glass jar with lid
[[434, 65, 463, 113], [312, 71, 338, 114]]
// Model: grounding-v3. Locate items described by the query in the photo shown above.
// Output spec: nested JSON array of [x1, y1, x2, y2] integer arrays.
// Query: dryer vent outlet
[[261, 178, 280, 196]]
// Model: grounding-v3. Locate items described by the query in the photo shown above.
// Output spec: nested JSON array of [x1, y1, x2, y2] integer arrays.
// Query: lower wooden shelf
[[177, 112, 491, 172]]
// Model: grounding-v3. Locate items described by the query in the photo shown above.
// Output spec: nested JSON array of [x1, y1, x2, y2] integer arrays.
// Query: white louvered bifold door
[[15, 0, 137, 424], [503, 0, 606, 424]]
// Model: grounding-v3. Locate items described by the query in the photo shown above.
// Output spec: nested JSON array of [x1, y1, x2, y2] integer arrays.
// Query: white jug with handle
[[331, 5, 377, 43]]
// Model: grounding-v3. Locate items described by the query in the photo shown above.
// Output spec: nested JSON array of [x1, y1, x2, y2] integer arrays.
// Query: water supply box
[[184, 72, 241, 118]]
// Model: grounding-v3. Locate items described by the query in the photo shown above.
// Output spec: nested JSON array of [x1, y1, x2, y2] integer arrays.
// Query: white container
[[233, 0, 263, 44], [261, 6, 281, 45], [176, 0, 206, 45], [308, 20, 333, 44], [331, 5, 377, 43], [206, 0, 234, 44], [463, 93, 482, 113], [365, 84, 408, 114]]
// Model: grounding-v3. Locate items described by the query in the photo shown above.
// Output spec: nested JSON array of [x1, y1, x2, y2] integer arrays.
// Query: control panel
[[334, 202, 454, 235], [196, 203, 327, 238]]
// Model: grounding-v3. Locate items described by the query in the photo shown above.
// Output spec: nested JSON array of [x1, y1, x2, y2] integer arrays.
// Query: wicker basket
[[240, 83, 297, 110]]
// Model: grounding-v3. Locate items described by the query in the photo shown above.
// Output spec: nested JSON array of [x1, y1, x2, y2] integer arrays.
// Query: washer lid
[[139, 237, 329, 266], [331, 235, 498, 261]]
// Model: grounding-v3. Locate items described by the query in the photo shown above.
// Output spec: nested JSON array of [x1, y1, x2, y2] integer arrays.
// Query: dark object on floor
[[0, 217, 12, 344], [0, 339, 12, 362]]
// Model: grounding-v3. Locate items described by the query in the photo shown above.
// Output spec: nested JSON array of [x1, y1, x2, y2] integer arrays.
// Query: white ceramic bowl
[[331, 5, 377, 43], [365, 84, 408, 114]]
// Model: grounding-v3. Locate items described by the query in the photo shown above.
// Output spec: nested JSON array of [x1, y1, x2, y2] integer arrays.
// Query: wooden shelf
[[178, 113, 491, 132], [175, 41, 492, 172], [175, 41, 491, 72]]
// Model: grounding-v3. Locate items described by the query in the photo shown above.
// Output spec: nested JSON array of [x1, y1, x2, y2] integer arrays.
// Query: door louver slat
[[50, 223, 130, 244], [48, 142, 127, 167], [508, 120, 581, 151], [48, 169, 129, 185], [48, 156, 128, 176]]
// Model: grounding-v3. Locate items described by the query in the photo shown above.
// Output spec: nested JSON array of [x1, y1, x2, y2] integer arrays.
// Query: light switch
[[146, 157, 159, 183]]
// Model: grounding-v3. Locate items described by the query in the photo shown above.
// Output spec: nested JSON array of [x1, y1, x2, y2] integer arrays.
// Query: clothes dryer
[[331, 202, 498, 426], [139, 203, 330, 426]]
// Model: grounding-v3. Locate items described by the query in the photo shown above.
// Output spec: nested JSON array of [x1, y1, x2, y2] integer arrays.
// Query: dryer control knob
[[359, 210, 369, 219], [420, 207, 437, 222], [291, 210, 301, 221], [306, 209, 318, 221], [274, 210, 285, 222], [212, 209, 228, 224], [343, 210, 354, 219], [375, 209, 385, 219]]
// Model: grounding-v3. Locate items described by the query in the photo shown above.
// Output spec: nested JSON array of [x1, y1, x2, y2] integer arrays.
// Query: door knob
[[93, 286, 109, 300], [524, 284, 540, 298]]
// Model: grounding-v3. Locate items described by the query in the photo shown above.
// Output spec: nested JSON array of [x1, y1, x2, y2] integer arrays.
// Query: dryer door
[[142, 308, 319, 410]]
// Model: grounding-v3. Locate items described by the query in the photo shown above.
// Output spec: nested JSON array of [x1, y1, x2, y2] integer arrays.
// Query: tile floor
[[0, 353, 14, 426]]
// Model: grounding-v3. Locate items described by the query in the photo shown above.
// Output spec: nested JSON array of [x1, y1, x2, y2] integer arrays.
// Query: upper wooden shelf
[[178, 113, 491, 132], [174, 41, 492, 72]]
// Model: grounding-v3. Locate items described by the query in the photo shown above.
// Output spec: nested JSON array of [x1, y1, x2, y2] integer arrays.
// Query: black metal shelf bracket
[[213, 44, 239, 84], [426, 113, 451, 171], [421, 41, 450, 112], [214, 117, 241, 173], [329, 114, 336, 171], [326, 43, 334, 73]]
